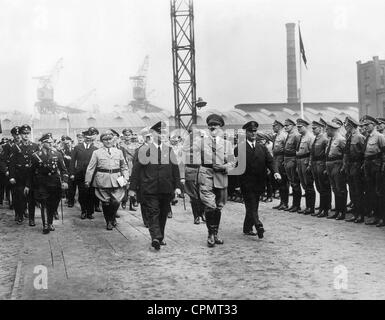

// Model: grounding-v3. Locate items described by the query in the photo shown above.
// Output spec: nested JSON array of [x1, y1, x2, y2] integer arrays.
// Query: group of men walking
[[1, 111, 382, 251], [272, 115, 385, 227]]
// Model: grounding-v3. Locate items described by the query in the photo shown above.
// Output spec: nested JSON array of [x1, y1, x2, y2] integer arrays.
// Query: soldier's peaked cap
[[242, 121, 259, 130], [332, 117, 343, 127], [100, 130, 114, 141], [319, 118, 327, 127], [312, 120, 323, 127], [284, 119, 296, 126], [345, 116, 359, 127], [360, 115, 378, 125], [109, 129, 119, 137], [273, 120, 284, 127], [39, 133, 53, 143], [10, 126, 21, 135], [150, 121, 167, 134], [376, 117, 385, 125], [122, 128, 133, 135], [296, 118, 309, 126], [20, 124, 31, 134], [206, 114, 225, 127], [326, 121, 340, 129]]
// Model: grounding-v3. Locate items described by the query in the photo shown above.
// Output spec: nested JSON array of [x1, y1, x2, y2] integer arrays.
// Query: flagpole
[[298, 20, 304, 119]]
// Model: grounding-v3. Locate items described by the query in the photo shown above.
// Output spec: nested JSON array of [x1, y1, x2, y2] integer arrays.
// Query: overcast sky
[[0, 0, 384, 114]]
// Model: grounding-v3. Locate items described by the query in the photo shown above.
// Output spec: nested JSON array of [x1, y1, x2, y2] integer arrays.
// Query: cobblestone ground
[[1, 196, 385, 300]]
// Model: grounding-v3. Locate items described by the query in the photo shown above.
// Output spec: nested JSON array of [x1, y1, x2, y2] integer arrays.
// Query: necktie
[[297, 136, 303, 152], [326, 138, 333, 158], [212, 137, 217, 165], [311, 137, 316, 156], [363, 134, 370, 153], [158, 145, 161, 164], [345, 134, 352, 156], [108, 148, 111, 155]]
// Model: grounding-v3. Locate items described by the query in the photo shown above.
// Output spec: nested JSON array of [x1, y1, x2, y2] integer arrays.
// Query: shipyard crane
[[129, 55, 149, 102]]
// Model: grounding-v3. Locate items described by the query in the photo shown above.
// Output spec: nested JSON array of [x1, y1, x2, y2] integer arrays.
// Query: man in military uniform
[[325, 121, 347, 220], [360, 116, 385, 226], [296, 119, 316, 215], [271, 120, 289, 210], [69, 127, 99, 219], [310, 120, 331, 218], [8, 125, 39, 225], [27, 133, 69, 234], [119, 128, 139, 211], [235, 121, 280, 238], [60, 135, 75, 207], [283, 119, 302, 212], [85, 130, 129, 230], [0, 127, 20, 209], [129, 121, 181, 250], [182, 124, 205, 224], [193, 114, 236, 247], [342, 116, 366, 223]]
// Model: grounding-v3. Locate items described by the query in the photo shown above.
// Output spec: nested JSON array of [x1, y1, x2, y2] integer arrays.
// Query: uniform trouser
[[198, 167, 227, 234], [311, 161, 331, 211], [297, 157, 316, 209], [284, 157, 301, 207], [184, 166, 204, 220], [274, 156, 289, 205], [142, 193, 172, 241], [77, 177, 95, 215], [39, 187, 61, 226], [101, 199, 120, 224], [364, 159, 383, 219], [241, 189, 263, 233], [346, 162, 365, 218], [13, 184, 35, 220], [66, 179, 76, 204], [326, 160, 347, 213]]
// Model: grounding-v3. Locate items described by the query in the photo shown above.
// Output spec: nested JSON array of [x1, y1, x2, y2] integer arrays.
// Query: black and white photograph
[[1, 0, 385, 307]]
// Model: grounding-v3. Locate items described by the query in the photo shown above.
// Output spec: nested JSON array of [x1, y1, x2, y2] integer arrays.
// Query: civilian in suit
[[129, 121, 181, 250], [235, 121, 280, 238], [69, 127, 99, 219], [85, 131, 129, 230], [193, 114, 236, 247]]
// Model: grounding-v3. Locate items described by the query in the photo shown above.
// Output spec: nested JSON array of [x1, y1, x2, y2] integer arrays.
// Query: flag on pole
[[299, 25, 307, 69]]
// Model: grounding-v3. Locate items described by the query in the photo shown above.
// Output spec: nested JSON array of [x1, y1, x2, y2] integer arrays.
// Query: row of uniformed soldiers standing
[[272, 115, 385, 227]]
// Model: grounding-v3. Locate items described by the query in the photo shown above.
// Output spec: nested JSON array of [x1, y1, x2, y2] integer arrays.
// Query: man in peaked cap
[[325, 121, 347, 220], [59, 135, 75, 207], [129, 121, 181, 250], [85, 130, 129, 230], [310, 120, 331, 217], [206, 114, 225, 127], [343, 116, 366, 223], [27, 133, 68, 234], [8, 124, 39, 225], [235, 120, 280, 238], [0, 126, 21, 210], [360, 115, 385, 226], [296, 118, 316, 215], [376, 117, 385, 133], [282, 119, 302, 212], [271, 120, 289, 210], [70, 127, 99, 220], [192, 114, 235, 247]]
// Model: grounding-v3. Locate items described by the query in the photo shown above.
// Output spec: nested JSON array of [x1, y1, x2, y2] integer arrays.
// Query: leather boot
[[213, 226, 224, 245], [278, 203, 288, 211], [317, 209, 328, 218], [129, 197, 136, 211], [207, 226, 216, 247], [336, 212, 345, 220], [272, 202, 283, 210], [41, 205, 49, 234], [191, 201, 200, 224], [102, 204, 110, 225]]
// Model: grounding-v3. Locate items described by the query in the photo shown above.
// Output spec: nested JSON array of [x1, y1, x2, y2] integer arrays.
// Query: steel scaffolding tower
[[170, 0, 196, 130]]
